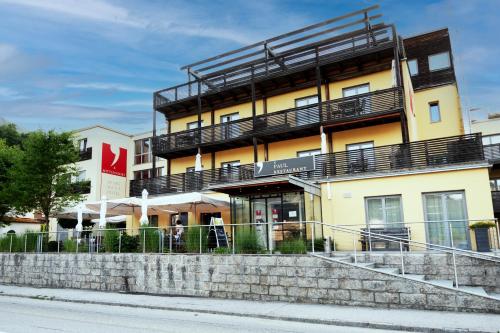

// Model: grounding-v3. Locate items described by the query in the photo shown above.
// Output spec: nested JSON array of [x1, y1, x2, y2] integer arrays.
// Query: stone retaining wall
[[353, 253, 500, 293], [0, 253, 498, 313]]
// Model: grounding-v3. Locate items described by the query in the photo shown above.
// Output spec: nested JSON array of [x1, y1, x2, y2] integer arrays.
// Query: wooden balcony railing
[[132, 134, 484, 196], [153, 87, 403, 157]]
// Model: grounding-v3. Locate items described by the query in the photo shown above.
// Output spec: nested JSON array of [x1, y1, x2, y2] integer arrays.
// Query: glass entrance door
[[252, 198, 268, 248], [424, 191, 470, 249]]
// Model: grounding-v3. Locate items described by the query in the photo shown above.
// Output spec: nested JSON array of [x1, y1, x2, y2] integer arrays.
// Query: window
[[423, 191, 469, 249], [135, 138, 152, 164], [78, 138, 87, 152], [220, 113, 240, 139], [76, 170, 86, 182], [365, 196, 403, 227], [221, 160, 240, 168], [346, 141, 375, 172], [295, 96, 319, 126], [428, 52, 451, 71], [221, 161, 240, 180], [148, 215, 159, 228], [482, 134, 500, 146], [342, 84, 370, 97], [408, 59, 418, 76], [295, 95, 318, 107], [491, 179, 500, 191], [133, 167, 163, 180], [187, 121, 204, 130], [297, 149, 321, 157], [429, 102, 441, 123]]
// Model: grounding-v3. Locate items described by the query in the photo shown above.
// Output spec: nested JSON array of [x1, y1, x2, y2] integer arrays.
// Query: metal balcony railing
[[132, 134, 484, 196], [153, 87, 403, 157], [492, 191, 500, 213], [483, 143, 500, 163]]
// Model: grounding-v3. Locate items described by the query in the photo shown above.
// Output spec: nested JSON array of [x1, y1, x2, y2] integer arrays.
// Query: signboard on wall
[[101, 143, 127, 177], [254, 156, 315, 178]]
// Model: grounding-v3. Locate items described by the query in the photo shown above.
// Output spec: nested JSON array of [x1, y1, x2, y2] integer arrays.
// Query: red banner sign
[[101, 143, 127, 177]]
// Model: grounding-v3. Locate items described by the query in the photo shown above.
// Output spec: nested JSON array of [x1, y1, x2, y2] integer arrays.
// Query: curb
[[0, 291, 491, 333]]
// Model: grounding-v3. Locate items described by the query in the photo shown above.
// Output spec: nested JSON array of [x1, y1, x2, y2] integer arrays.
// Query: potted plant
[[470, 221, 496, 252]]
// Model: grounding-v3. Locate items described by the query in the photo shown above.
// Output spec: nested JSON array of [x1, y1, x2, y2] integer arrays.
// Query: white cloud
[[66, 82, 153, 94], [0, 87, 25, 100], [112, 99, 152, 107], [0, 43, 48, 80]]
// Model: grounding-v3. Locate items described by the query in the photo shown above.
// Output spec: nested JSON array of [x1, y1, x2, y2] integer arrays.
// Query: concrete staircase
[[314, 252, 500, 301]]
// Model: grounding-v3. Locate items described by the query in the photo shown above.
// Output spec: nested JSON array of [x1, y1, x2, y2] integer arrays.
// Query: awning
[[90, 215, 128, 224], [54, 206, 102, 220], [86, 197, 176, 215], [147, 192, 229, 212]]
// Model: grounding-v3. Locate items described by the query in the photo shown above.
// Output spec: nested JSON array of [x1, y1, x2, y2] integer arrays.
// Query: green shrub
[[24, 232, 39, 252], [139, 227, 162, 253], [0, 234, 13, 252], [103, 229, 120, 253], [306, 238, 325, 252], [470, 221, 496, 229], [278, 239, 307, 254], [47, 241, 59, 252], [213, 247, 231, 254], [185, 226, 208, 253], [63, 239, 77, 252], [120, 233, 139, 252], [235, 227, 262, 254]]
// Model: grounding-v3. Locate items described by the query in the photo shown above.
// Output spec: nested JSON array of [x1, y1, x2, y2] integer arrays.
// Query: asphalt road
[[0, 296, 403, 333]]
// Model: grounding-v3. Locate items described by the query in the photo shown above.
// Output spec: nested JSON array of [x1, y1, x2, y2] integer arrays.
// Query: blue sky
[[0, 0, 499, 133]]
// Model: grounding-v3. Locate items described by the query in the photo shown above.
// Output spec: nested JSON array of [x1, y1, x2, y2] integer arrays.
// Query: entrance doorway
[[200, 212, 221, 226]]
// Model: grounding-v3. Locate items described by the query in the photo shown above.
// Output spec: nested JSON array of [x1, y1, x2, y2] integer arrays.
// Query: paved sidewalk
[[0, 284, 499, 333]]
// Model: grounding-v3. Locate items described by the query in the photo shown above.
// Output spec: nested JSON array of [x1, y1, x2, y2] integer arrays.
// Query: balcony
[[154, 87, 403, 158], [492, 191, 500, 213], [484, 143, 500, 164], [79, 147, 92, 161], [132, 134, 484, 196]]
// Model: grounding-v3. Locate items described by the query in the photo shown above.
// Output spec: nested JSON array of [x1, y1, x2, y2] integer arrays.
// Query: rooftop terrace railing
[[153, 87, 403, 157], [132, 134, 484, 196], [154, 6, 394, 108]]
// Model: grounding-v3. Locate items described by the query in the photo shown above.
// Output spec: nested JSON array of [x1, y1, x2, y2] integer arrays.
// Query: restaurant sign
[[254, 156, 315, 178]]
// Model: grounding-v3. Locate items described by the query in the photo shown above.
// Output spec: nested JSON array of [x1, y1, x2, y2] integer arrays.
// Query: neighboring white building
[[72, 125, 167, 201], [0, 213, 43, 235], [471, 114, 500, 139]]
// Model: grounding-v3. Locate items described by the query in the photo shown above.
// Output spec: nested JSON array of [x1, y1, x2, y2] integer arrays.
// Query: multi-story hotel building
[[104, 6, 492, 250]]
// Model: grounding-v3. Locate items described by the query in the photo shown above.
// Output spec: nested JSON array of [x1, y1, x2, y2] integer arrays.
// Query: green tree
[[0, 139, 21, 225], [6, 130, 83, 227], [0, 123, 25, 147]]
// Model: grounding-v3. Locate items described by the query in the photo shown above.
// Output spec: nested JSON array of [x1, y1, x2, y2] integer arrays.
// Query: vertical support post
[[152, 108, 157, 177], [449, 222, 459, 288], [57, 232, 60, 253], [199, 226, 202, 254], [76, 233, 79, 253], [253, 137, 258, 162], [315, 47, 323, 124], [353, 234, 357, 264], [399, 241, 405, 276], [232, 225, 235, 254], [332, 230, 336, 252], [143, 229, 146, 253], [9, 234, 13, 253], [268, 220, 273, 254], [159, 229, 162, 254], [118, 231, 122, 254], [264, 142, 269, 161], [96, 231, 100, 254], [197, 80, 202, 145], [169, 227, 173, 254], [312, 222, 316, 253], [24, 234, 27, 253], [368, 224, 372, 252]]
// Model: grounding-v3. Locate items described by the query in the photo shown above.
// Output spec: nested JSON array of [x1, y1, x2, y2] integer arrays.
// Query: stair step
[[458, 286, 487, 296], [428, 280, 454, 288], [355, 262, 375, 268], [374, 267, 399, 275], [487, 292, 500, 299], [400, 274, 425, 281]]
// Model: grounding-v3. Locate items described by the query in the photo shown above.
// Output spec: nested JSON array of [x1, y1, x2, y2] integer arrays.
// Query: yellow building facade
[[131, 14, 494, 252]]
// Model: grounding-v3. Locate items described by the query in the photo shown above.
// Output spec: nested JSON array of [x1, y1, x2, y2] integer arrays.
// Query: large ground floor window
[[423, 191, 470, 249]]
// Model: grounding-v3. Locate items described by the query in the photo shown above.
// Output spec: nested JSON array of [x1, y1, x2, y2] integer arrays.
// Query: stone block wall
[[353, 253, 500, 293], [0, 253, 499, 313]]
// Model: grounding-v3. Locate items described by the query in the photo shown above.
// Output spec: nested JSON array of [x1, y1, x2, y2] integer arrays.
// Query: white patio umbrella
[[54, 205, 101, 220], [86, 197, 175, 216], [90, 215, 128, 224], [391, 59, 397, 87], [98, 196, 107, 228], [195, 153, 203, 172], [75, 204, 83, 232], [320, 131, 328, 154], [147, 192, 229, 224], [139, 189, 149, 226]]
